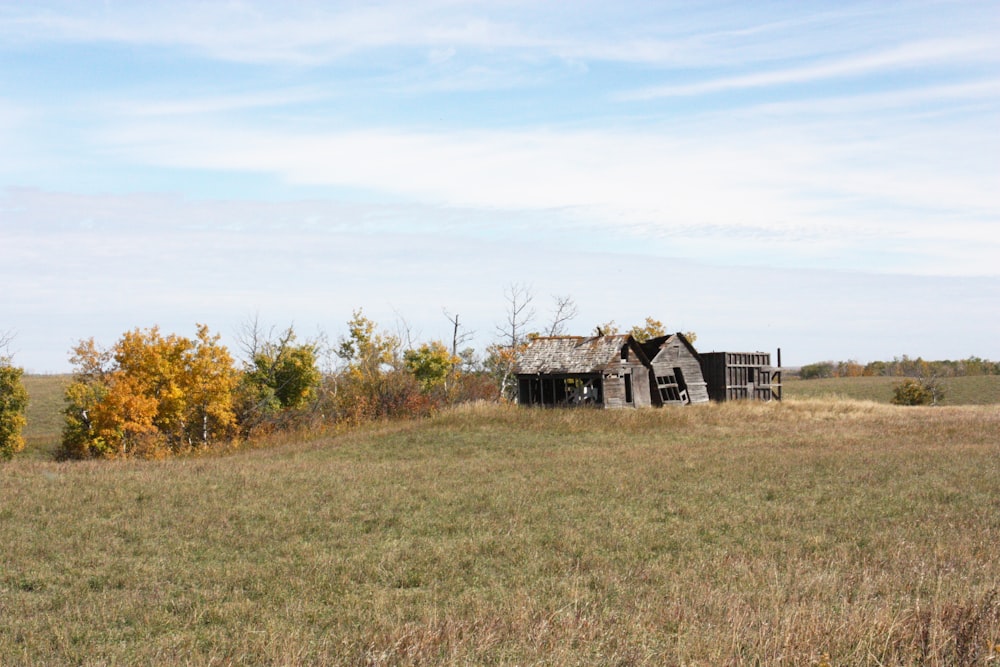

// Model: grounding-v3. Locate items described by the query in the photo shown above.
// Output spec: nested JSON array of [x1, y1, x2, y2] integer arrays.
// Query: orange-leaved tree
[[61, 325, 237, 459]]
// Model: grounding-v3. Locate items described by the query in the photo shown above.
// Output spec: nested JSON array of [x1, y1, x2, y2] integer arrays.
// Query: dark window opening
[[655, 368, 690, 403], [519, 376, 602, 407], [656, 373, 681, 402]]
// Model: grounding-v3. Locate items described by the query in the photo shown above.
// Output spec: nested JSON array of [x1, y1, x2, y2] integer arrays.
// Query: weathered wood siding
[[603, 372, 627, 408], [623, 342, 652, 408], [601, 366, 651, 409], [644, 335, 709, 405], [700, 352, 777, 401]]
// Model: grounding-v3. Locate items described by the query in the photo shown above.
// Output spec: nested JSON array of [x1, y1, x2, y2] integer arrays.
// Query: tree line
[[1, 286, 689, 460], [798, 356, 1000, 380]]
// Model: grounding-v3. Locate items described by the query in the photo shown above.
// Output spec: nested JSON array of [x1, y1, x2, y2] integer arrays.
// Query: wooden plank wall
[[701, 352, 776, 402]]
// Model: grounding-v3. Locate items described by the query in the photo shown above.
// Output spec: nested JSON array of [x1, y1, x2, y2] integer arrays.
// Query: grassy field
[[2, 400, 999, 665], [783, 374, 1000, 405], [19, 374, 1000, 459], [20, 374, 70, 460]]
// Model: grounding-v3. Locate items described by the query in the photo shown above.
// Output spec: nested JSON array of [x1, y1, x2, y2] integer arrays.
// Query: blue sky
[[2, 0, 998, 373]]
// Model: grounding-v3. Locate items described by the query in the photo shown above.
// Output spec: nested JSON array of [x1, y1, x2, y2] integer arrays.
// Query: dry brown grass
[[2, 399, 999, 665]]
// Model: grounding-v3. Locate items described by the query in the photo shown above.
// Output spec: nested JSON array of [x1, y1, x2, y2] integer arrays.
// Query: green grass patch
[[21, 375, 70, 460], [2, 401, 999, 664], [784, 374, 1000, 405]]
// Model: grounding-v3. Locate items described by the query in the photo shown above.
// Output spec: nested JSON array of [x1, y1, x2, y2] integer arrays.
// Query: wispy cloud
[[3, 1, 980, 70], [619, 37, 998, 100], [729, 79, 1000, 117], [83, 109, 999, 277], [102, 86, 335, 117], [0, 2, 537, 65]]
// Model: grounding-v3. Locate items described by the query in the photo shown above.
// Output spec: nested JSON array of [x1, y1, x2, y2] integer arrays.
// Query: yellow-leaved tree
[[627, 317, 697, 344], [0, 333, 29, 460], [61, 325, 237, 459]]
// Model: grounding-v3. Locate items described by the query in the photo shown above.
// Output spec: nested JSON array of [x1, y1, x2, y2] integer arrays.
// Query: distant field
[[2, 401, 998, 665], [21, 374, 70, 460], [783, 374, 1000, 405]]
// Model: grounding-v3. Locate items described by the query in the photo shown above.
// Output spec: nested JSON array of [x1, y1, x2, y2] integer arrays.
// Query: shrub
[[892, 377, 944, 406]]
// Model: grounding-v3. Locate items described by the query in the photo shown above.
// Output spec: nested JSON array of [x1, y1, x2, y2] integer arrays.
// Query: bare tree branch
[[495, 283, 535, 348], [392, 309, 419, 354], [546, 295, 579, 337], [0, 329, 15, 363], [236, 313, 270, 366], [443, 309, 475, 358]]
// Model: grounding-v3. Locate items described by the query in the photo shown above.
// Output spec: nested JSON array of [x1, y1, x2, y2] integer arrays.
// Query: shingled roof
[[515, 335, 638, 374]]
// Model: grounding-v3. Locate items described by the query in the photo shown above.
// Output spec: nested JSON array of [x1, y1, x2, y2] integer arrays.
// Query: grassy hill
[[20, 375, 1000, 460], [2, 400, 998, 665]]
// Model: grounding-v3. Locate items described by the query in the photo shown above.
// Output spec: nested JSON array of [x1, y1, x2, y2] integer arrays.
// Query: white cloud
[[0, 2, 540, 65], [89, 114, 998, 273], [620, 37, 999, 100], [102, 86, 335, 117], [5, 1, 988, 71]]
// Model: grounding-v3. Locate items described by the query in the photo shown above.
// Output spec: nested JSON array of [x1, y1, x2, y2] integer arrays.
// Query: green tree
[[800, 362, 834, 380], [404, 341, 459, 392], [237, 324, 322, 434]]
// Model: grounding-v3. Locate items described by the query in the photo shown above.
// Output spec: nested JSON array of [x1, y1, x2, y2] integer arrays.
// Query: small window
[[657, 373, 681, 402], [624, 373, 633, 404]]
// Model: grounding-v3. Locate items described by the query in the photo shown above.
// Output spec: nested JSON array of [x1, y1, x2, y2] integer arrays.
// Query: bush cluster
[[53, 313, 501, 460]]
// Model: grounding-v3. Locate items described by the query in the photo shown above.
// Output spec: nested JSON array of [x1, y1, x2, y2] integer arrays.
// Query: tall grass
[[2, 400, 999, 664]]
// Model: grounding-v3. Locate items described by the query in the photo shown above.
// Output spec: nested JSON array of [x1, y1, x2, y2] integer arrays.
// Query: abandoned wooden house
[[514, 335, 653, 408], [639, 333, 710, 405], [515, 333, 781, 408], [699, 351, 782, 402]]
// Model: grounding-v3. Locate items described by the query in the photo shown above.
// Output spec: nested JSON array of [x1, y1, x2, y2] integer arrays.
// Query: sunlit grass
[[2, 400, 999, 664], [784, 374, 1000, 405], [20, 374, 70, 460]]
